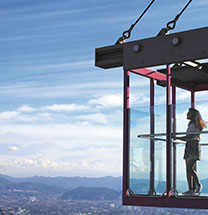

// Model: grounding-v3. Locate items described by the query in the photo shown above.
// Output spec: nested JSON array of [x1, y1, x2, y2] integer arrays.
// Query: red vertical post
[[123, 69, 130, 202], [166, 64, 172, 197], [191, 91, 195, 108], [172, 86, 177, 194], [149, 78, 156, 195]]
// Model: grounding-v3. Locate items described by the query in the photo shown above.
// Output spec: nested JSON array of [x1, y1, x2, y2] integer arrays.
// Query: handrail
[[137, 131, 208, 138], [137, 136, 208, 146]]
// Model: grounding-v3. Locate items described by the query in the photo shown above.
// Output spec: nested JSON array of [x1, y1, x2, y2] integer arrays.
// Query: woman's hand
[[175, 136, 187, 141]]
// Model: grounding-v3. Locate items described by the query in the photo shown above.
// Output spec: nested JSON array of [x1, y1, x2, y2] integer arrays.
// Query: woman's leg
[[185, 160, 193, 190], [188, 159, 201, 187]]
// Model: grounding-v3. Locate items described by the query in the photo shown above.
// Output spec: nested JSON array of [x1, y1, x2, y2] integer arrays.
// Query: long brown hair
[[189, 108, 207, 131]]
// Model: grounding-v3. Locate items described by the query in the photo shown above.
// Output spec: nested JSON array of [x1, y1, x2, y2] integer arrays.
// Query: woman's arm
[[175, 136, 187, 141], [175, 134, 194, 141]]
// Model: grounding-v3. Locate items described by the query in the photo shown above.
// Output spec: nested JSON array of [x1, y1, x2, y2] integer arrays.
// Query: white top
[[186, 122, 200, 141]]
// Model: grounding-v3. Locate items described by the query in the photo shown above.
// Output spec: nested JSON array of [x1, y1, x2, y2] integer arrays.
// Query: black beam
[[95, 27, 208, 70], [95, 44, 123, 69]]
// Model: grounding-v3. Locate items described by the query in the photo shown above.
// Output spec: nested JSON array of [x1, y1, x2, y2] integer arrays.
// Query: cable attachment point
[[115, 36, 126, 45], [157, 0, 192, 36], [115, 0, 155, 45], [167, 14, 180, 30], [115, 24, 134, 45]]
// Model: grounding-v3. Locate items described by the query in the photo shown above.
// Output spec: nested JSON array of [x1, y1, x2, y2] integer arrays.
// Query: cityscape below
[[0, 174, 208, 214]]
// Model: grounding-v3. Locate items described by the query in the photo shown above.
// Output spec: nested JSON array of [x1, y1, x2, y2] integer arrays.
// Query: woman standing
[[176, 108, 206, 196]]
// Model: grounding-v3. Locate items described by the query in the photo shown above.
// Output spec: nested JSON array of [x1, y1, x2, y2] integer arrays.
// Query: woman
[[176, 108, 206, 196]]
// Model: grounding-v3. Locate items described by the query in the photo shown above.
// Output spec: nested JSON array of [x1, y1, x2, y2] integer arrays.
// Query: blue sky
[[0, 0, 208, 178]]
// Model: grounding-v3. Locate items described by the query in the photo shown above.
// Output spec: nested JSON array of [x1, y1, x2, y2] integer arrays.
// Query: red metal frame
[[123, 69, 130, 201], [131, 68, 166, 82], [191, 92, 195, 108], [123, 195, 208, 209], [172, 86, 177, 194], [166, 65, 172, 197], [130, 68, 208, 92], [149, 79, 156, 195]]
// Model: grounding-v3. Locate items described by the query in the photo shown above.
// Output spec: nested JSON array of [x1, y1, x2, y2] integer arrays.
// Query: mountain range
[[60, 186, 121, 200], [1, 174, 208, 200], [0, 174, 122, 191]]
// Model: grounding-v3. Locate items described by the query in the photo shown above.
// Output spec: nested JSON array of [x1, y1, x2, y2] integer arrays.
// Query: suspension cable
[[115, 0, 155, 45], [157, 0, 192, 36]]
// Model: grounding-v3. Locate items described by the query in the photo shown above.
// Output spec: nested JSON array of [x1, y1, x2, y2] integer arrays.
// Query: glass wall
[[128, 72, 208, 197]]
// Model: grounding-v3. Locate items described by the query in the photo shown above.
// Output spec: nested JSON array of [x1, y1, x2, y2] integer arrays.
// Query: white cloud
[[0, 123, 122, 150], [196, 91, 208, 102], [0, 111, 50, 123], [176, 89, 190, 101], [37, 112, 51, 118], [0, 149, 122, 177], [18, 105, 36, 112], [23, 60, 94, 72], [77, 113, 108, 124], [8, 146, 19, 152], [130, 93, 150, 107], [42, 103, 87, 112], [89, 94, 122, 108], [0, 111, 19, 120], [0, 103, 91, 124], [0, 79, 122, 99], [196, 103, 208, 123]]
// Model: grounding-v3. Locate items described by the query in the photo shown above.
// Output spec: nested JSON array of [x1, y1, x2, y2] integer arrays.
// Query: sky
[[0, 0, 208, 178]]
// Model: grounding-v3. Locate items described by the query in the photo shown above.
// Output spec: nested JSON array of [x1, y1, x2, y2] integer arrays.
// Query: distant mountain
[[60, 186, 121, 201], [0, 174, 122, 191], [7, 182, 65, 195], [130, 179, 150, 194], [201, 178, 208, 193], [1, 174, 207, 198], [0, 177, 11, 191], [0, 174, 122, 197]]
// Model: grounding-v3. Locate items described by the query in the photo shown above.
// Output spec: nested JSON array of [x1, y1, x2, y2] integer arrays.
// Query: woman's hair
[[189, 108, 207, 130]]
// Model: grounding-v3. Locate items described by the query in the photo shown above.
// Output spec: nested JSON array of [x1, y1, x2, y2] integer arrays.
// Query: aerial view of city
[[0, 175, 208, 214]]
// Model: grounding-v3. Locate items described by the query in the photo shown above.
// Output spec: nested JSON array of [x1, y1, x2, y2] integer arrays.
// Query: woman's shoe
[[182, 189, 194, 196], [196, 184, 203, 195]]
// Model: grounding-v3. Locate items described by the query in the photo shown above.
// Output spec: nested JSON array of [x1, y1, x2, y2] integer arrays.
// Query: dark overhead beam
[[95, 27, 208, 70]]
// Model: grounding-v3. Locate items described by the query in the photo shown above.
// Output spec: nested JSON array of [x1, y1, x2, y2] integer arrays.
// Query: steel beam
[[95, 45, 123, 69], [95, 27, 208, 70]]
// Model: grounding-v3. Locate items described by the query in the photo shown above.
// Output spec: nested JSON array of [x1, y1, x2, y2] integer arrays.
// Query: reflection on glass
[[129, 108, 150, 195], [129, 106, 166, 195]]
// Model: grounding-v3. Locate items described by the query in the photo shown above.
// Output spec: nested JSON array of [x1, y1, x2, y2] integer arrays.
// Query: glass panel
[[129, 107, 150, 195], [175, 102, 190, 196], [129, 73, 167, 196], [129, 104, 167, 195], [154, 104, 166, 194], [129, 73, 151, 195]]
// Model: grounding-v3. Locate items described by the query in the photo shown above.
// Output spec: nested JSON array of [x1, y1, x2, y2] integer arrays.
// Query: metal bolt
[[172, 37, 180, 46], [132, 44, 141, 53]]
